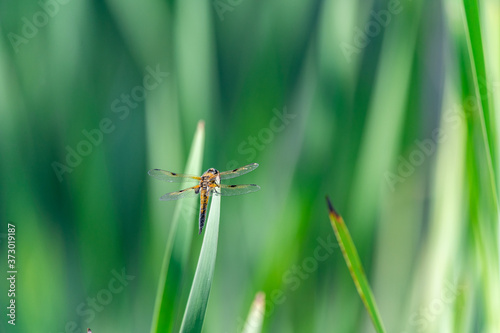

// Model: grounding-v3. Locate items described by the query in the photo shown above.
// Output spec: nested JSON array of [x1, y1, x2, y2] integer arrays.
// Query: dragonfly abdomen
[[199, 188, 209, 234]]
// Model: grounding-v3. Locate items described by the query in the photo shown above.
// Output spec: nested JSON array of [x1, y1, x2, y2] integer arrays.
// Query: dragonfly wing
[[213, 184, 260, 196], [148, 169, 201, 183], [159, 186, 200, 201], [219, 163, 259, 180]]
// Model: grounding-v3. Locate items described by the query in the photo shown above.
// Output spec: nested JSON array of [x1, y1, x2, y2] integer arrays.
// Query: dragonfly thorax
[[200, 168, 220, 188]]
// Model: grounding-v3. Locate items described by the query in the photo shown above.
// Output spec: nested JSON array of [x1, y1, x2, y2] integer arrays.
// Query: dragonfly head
[[205, 168, 219, 175]]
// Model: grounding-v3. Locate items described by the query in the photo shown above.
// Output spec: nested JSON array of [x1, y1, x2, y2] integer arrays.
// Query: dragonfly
[[148, 163, 260, 234]]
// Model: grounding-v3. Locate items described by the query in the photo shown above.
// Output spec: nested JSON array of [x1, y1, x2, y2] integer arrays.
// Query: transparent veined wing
[[219, 163, 259, 180], [212, 184, 260, 196], [159, 185, 200, 201], [148, 169, 201, 183]]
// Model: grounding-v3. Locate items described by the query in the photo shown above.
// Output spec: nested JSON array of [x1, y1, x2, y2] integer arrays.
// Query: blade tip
[[326, 196, 340, 219], [255, 291, 266, 305]]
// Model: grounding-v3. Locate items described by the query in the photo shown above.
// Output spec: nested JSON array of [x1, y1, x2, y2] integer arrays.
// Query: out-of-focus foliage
[[0, 0, 499, 332]]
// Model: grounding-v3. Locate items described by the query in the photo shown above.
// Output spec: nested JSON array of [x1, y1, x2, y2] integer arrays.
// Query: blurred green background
[[0, 0, 499, 332]]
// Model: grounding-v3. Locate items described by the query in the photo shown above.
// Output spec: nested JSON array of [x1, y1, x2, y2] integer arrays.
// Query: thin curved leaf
[[326, 196, 386, 333], [179, 193, 221, 332], [151, 121, 205, 333]]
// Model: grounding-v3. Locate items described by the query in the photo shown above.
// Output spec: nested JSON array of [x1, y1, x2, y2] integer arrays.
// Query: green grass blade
[[179, 192, 221, 333], [151, 121, 205, 333], [462, 1, 500, 330], [462, 0, 498, 204], [326, 197, 386, 333], [241, 292, 266, 333]]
